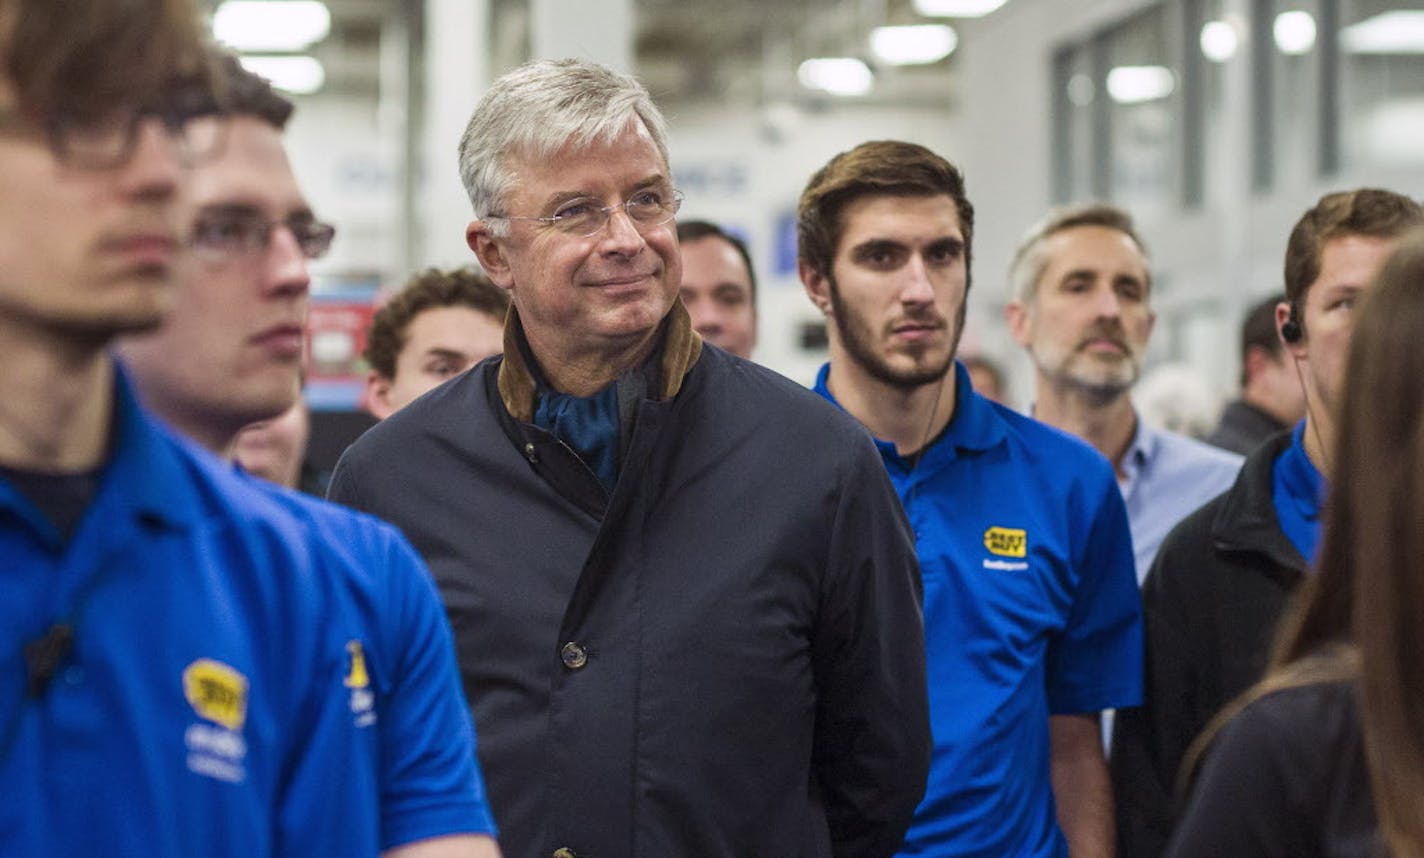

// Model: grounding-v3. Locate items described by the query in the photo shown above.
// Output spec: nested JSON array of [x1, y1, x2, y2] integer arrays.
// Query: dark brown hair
[[797, 140, 974, 287], [211, 50, 293, 129], [677, 219, 757, 302], [1283, 189, 1423, 310], [3, 0, 215, 123], [1239, 293, 1285, 387], [364, 268, 510, 378]]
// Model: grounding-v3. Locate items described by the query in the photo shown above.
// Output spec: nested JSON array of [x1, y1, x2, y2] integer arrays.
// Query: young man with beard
[[1005, 205, 1242, 583], [1112, 188, 1424, 858], [799, 139, 1142, 858], [117, 54, 501, 858]]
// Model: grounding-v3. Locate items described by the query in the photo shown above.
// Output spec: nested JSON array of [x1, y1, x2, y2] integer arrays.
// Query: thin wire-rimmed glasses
[[488, 188, 685, 237], [0, 84, 226, 171], [189, 209, 337, 261]]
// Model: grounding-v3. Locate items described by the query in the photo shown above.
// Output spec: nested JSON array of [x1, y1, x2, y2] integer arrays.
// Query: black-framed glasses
[[189, 210, 337, 261], [489, 188, 684, 237], [0, 85, 225, 171]]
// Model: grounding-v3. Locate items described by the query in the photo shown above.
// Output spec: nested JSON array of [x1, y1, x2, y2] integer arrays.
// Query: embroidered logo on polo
[[982, 526, 1030, 571], [182, 658, 249, 783], [345, 640, 376, 728]]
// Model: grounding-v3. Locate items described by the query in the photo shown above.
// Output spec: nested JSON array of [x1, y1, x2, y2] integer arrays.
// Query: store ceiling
[[207, 0, 963, 109]]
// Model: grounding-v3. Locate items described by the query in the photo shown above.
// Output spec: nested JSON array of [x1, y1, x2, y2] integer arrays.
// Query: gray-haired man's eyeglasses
[[487, 188, 684, 238]]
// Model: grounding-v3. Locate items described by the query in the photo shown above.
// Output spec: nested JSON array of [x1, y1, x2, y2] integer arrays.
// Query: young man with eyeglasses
[[0, 3, 409, 855], [329, 58, 931, 858], [118, 54, 502, 858]]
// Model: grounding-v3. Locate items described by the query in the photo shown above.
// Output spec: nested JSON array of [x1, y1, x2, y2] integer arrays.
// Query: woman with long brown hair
[[1165, 227, 1424, 857]]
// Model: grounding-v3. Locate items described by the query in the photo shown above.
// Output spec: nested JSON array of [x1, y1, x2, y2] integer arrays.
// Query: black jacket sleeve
[[811, 439, 931, 858], [1112, 524, 1206, 858]]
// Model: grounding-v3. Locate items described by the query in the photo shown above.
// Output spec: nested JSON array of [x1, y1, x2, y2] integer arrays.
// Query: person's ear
[[468, 221, 514, 290], [365, 371, 396, 420], [799, 260, 833, 316], [1277, 301, 1306, 358], [1005, 299, 1032, 347]]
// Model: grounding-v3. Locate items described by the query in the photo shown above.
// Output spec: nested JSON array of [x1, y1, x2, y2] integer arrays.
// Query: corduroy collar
[[497, 299, 703, 421]]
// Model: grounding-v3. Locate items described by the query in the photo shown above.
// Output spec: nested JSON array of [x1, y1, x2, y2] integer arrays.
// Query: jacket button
[[523, 442, 538, 463], [553, 849, 576, 858], [560, 642, 588, 670]]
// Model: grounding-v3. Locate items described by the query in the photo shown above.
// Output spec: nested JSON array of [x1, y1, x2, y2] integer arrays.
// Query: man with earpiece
[[800, 141, 1143, 858], [1112, 188, 1424, 858]]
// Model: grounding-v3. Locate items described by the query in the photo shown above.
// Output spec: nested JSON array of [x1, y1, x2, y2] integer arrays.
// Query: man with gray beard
[[1005, 204, 1241, 583]]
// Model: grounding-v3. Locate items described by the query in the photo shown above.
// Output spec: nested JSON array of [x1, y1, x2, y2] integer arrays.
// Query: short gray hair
[[458, 59, 670, 236], [1007, 202, 1151, 302]]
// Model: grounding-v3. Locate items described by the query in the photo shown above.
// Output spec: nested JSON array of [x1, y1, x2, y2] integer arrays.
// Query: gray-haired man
[[329, 59, 930, 858]]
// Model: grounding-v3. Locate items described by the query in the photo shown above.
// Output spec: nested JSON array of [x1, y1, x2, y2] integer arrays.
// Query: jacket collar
[[1210, 428, 1309, 576], [497, 300, 703, 422]]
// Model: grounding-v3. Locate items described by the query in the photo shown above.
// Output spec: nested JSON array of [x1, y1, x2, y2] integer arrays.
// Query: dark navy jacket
[[330, 304, 931, 858]]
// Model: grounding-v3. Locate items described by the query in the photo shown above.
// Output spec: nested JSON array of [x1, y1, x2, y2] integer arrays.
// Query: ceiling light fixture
[[1105, 65, 1175, 104], [1273, 10, 1317, 56], [871, 24, 959, 65], [798, 58, 874, 96], [1200, 19, 1240, 62], [912, 0, 1007, 17], [238, 55, 326, 95], [1341, 11, 1424, 54], [214, 1, 332, 53]]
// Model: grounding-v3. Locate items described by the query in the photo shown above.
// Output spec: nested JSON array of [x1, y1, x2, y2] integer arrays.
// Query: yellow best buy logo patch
[[183, 659, 248, 731], [344, 640, 370, 689], [983, 526, 1027, 558]]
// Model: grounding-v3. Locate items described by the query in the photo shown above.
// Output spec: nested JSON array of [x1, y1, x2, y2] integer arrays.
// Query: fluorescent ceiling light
[[1342, 11, 1424, 54], [912, 0, 1007, 18], [1273, 10, 1317, 56], [239, 55, 326, 95], [1200, 19, 1240, 62], [215, 1, 331, 52], [798, 58, 874, 96], [871, 24, 958, 65], [1106, 65, 1175, 104]]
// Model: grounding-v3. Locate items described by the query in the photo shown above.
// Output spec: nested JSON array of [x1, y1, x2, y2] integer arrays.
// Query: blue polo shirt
[[815, 362, 1143, 857], [248, 479, 499, 848], [1272, 421, 1325, 564], [1, 367, 369, 856]]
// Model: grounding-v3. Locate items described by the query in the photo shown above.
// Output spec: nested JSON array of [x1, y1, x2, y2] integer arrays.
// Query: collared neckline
[[1276, 420, 1325, 523], [813, 360, 1004, 477], [497, 301, 703, 422], [1119, 414, 1157, 494], [0, 362, 199, 546]]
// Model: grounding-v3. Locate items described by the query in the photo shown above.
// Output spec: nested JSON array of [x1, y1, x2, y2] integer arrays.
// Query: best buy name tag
[[983, 526, 1027, 558]]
